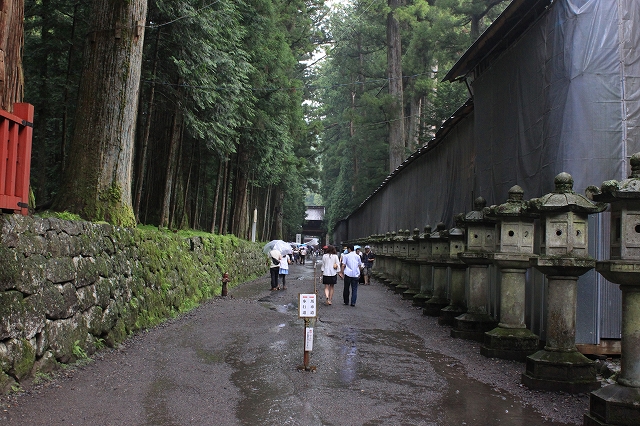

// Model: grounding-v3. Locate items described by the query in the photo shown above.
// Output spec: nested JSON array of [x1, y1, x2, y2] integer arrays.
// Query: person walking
[[268, 249, 282, 291], [300, 246, 307, 264], [363, 245, 375, 285], [320, 245, 340, 305], [339, 244, 363, 306], [279, 253, 291, 290]]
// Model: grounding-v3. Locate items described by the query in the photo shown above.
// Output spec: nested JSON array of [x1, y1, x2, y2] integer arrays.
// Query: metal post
[[303, 318, 310, 369], [251, 208, 257, 242], [221, 272, 229, 297]]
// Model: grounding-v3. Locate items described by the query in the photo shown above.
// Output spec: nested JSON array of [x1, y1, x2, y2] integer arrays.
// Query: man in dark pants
[[363, 246, 375, 285], [268, 249, 281, 290], [339, 245, 363, 306]]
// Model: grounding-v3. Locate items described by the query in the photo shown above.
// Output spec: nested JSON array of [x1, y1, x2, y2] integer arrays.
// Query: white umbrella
[[262, 240, 293, 255]]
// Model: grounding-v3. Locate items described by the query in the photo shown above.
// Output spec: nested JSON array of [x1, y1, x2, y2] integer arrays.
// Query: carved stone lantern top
[[447, 225, 465, 260], [417, 225, 433, 260], [464, 197, 492, 222], [430, 222, 449, 259], [529, 173, 606, 214], [488, 185, 538, 219], [429, 222, 448, 240], [486, 186, 536, 255], [591, 152, 640, 201], [419, 225, 432, 240], [529, 173, 605, 258], [461, 197, 496, 253], [591, 152, 640, 262]]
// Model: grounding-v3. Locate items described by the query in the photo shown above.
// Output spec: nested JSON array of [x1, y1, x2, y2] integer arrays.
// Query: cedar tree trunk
[[387, 0, 405, 170], [54, 0, 147, 226]]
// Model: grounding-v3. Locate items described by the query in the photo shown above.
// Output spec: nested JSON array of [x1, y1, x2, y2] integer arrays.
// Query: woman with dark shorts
[[320, 245, 340, 305]]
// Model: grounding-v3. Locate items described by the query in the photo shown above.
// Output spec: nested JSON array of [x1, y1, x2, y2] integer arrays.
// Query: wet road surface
[[0, 260, 587, 425]]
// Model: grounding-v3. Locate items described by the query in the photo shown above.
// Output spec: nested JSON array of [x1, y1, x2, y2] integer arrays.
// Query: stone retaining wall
[[0, 215, 267, 393]]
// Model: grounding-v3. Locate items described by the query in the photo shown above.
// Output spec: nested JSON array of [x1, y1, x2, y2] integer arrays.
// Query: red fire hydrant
[[221, 272, 230, 297]]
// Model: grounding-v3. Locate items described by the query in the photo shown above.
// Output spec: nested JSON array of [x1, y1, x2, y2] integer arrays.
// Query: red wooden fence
[[0, 103, 34, 215]]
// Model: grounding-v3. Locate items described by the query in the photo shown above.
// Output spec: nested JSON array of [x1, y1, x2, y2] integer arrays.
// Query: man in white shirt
[[268, 249, 282, 290], [339, 245, 363, 306], [300, 246, 307, 264]]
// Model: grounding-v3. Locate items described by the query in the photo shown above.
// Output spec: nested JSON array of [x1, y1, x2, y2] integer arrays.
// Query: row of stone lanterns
[[349, 154, 640, 426]]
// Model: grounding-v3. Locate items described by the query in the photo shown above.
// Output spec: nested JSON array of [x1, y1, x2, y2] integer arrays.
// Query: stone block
[[45, 316, 89, 363], [15, 254, 47, 294], [0, 291, 25, 340], [42, 282, 77, 320], [45, 257, 76, 284]]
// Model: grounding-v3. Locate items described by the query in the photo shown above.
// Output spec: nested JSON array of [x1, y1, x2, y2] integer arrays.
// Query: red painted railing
[[0, 103, 34, 215]]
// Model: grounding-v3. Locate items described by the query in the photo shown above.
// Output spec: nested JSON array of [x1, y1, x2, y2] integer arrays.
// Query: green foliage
[[24, 0, 91, 206], [149, 0, 253, 153], [33, 371, 52, 385], [313, 0, 506, 233], [72, 340, 88, 360], [94, 338, 106, 351]]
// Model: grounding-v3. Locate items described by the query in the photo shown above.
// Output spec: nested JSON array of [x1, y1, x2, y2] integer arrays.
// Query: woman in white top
[[278, 254, 291, 290], [320, 245, 340, 305]]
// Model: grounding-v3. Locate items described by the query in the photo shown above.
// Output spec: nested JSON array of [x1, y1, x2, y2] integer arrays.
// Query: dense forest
[[17, 0, 509, 241]]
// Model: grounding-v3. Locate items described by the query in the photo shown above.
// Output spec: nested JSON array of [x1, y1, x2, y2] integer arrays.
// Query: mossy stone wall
[[0, 215, 267, 393]]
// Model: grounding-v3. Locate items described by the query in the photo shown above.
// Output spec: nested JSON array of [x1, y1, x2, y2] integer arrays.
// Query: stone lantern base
[[439, 305, 466, 326], [481, 327, 539, 362], [521, 350, 599, 393], [402, 288, 419, 300], [583, 384, 640, 426], [394, 282, 410, 294], [451, 312, 498, 342], [384, 276, 398, 289], [412, 292, 431, 307], [423, 297, 449, 317]]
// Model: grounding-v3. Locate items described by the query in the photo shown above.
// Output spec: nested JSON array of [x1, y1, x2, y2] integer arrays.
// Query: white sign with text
[[305, 327, 314, 351], [299, 293, 317, 318]]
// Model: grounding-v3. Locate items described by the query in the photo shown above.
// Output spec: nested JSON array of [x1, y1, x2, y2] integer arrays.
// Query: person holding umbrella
[[268, 248, 281, 290], [263, 240, 292, 291]]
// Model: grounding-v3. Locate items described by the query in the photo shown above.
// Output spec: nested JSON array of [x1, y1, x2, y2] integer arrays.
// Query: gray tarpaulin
[[334, 0, 640, 343]]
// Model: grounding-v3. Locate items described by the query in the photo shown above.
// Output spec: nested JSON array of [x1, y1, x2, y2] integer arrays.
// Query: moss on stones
[[0, 215, 267, 392]]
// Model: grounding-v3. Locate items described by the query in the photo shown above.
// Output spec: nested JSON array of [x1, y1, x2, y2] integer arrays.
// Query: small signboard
[[299, 293, 317, 318], [296, 233, 302, 244], [305, 327, 314, 351]]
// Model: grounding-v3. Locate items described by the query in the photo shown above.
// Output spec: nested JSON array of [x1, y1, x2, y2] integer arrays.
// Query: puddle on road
[[327, 328, 568, 426], [275, 303, 297, 313], [142, 376, 179, 426]]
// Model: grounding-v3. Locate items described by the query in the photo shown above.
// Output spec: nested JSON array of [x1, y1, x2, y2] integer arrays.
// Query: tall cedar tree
[[54, 0, 148, 226], [317, 0, 507, 231], [0, 0, 24, 112]]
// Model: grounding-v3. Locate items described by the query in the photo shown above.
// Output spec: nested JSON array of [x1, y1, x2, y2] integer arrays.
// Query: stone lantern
[[402, 228, 422, 300], [378, 232, 392, 282], [423, 223, 451, 316], [394, 230, 412, 295], [439, 220, 467, 326], [524, 172, 606, 393], [482, 185, 540, 361], [454, 197, 499, 341], [369, 234, 384, 278], [381, 231, 395, 287], [387, 230, 407, 291], [413, 225, 433, 308], [584, 153, 640, 426]]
